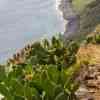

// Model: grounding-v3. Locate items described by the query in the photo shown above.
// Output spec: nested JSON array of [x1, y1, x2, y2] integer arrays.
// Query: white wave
[[0, 94, 4, 100]]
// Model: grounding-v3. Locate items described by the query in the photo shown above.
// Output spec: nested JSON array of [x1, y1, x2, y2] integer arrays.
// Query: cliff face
[[79, 0, 100, 36], [76, 25, 100, 100], [59, 0, 100, 39], [59, 0, 80, 39]]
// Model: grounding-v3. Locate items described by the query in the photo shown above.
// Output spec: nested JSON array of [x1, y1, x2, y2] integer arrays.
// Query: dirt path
[[76, 44, 100, 100]]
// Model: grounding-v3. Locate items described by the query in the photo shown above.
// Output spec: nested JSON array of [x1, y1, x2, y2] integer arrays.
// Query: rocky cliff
[[59, 0, 100, 39], [76, 25, 100, 100]]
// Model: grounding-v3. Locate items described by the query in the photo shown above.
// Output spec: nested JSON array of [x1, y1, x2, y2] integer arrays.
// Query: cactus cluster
[[0, 35, 80, 100]]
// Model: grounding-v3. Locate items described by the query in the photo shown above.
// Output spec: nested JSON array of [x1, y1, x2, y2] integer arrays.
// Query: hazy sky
[[0, 0, 64, 63]]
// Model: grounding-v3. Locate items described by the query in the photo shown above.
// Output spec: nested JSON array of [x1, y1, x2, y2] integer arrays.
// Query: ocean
[[0, 0, 64, 63]]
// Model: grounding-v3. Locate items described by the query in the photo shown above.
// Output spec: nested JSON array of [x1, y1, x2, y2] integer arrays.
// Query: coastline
[[0, 0, 79, 64], [1, 0, 100, 63], [57, 0, 80, 39], [58, 0, 100, 39], [0, 0, 65, 64]]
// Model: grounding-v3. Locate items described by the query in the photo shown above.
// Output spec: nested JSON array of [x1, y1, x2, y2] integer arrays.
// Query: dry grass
[[76, 43, 100, 100], [77, 44, 100, 65]]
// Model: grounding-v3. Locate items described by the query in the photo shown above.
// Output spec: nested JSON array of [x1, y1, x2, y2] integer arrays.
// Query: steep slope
[[76, 25, 100, 100], [59, 0, 100, 39], [79, 0, 100, 36]]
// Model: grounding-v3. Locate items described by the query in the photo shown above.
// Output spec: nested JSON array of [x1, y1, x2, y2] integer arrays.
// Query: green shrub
[[0, 35, 80, 100], [0, 64, 79, 100], [86, 34, 100, 44]]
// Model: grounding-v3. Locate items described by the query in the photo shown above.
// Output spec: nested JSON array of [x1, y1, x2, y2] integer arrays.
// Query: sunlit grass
[[72, 0, 95, 12]]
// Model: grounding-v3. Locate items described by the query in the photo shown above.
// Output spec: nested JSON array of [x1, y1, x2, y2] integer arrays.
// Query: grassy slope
[[72, 0, 96, 12]]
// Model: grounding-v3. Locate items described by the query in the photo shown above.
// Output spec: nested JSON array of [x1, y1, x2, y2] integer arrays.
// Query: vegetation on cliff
[[0, 25, 100, 100], [0, 35, 80, 100]]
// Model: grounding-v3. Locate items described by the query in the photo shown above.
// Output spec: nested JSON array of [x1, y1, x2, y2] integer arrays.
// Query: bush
[[86, 34, 100, 44], [0, 35, 80, 100], [0, 64, 79, 100]]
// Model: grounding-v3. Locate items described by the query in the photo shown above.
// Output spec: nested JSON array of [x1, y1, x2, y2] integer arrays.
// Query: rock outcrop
[[59, 0, 100, 39], [76, 25, 100, 100]]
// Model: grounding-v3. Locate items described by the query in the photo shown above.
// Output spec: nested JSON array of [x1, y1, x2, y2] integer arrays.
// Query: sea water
[[0, 0, 64, 63]]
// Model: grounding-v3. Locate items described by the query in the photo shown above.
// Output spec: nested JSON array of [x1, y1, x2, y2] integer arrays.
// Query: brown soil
[[76, 44, 100, 100]]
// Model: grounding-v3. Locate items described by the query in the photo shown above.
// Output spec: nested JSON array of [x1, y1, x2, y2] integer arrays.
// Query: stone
[[76, 86, 89, 97], [86, 80, 98, 88]]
